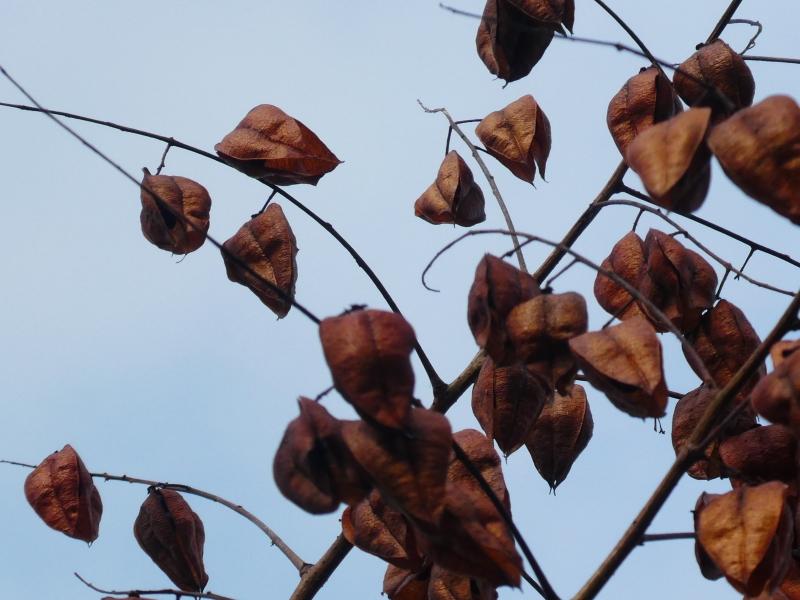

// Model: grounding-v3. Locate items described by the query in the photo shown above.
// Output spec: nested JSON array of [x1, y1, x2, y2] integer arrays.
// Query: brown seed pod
[[24, 444, 102, 543], [383, 564, 430, 600], [415, 151, 486, 227], [771, 340, 800, 369], [752, 350, 800, 433], [607, 67, 680, 155], [569, 317, 668, 418], [472, 358, 550, 456], [467, 255, 540, 363], [673, 39, 755, 117], [140, 169, 211, 255], [319, 309, 416, 430], [507, 0, 574, 32], [693, 492, 724, 581], [133, 488, 209, 592], [429, 564, 498, 600], [720, 425, 799, 485], [696, 481, 793, 596], [625, 107, 712, 213], [525, 384, 593, 491], [708, 95, 800, 225], [221, 203, 298, 318], [593, 231, 649, 322], [476, 0, 555, 84], [215, 104, 341, 185], [450, 429, 511, 510], [273, 398, 370, 514], [476, 95, 551, 184]]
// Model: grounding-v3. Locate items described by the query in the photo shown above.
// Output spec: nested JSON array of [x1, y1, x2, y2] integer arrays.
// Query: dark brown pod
[[472, 358, 550, 456], [771, 340, 800, 369], [273, 398, 370, 514], [415, 151, 485, 227], [429, 564, 498, 600], [319, 309, 415, 429], [476, 95, 551, 184], [221, 203, 298, 318], [594, 231, 649, 323], [607, 67, 680, 155], [24, 444, 102, 543], [674, 39, 755, 116], [133, 488, 209, 592], [625, 107, 712, 213], [525, 384, 593, 491], [693, 492, 725, 581], [383, 564, 430, 600], [215, 104, 341, 186], [450, 429, 511, 510], [720, 425, 798, 485], [507, 0, 574, 33], [140, 169, 211, 255], [467, 255, 539, 363], [752, 350, 800, 433]]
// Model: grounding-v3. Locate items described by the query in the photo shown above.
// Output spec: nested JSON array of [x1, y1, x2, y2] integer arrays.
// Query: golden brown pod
[[719, 425, 798, 485], [221, 203, 298, 318], [133, 488, 209, 592], [215, 104, 341, 185], [140, 169, 211, 254], [693, 492, 724, 581], [24, 444, 102, 543], [415, 151, 485, 227]]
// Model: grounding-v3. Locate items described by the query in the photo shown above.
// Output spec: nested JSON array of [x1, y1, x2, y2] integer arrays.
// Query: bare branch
[[638, 532, 695, 545], [289, 535, 353, 600], [742, 55, 800, 65], [707, 0, 745, 43], [74, 572, 236, 600], [590, 0, 665, 76]]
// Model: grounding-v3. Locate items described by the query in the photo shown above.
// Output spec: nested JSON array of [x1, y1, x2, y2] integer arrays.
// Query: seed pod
[[696, 482, 793, 596], [673, 39, 755, 117], [472, 358, 550, 456], [607, 67, 680, 155], [133, 488, 209, 592], [415, 151, 486, 227], [752, 350, 800, 433], [467, 255, 539, 363], [625, 107, 712, 213], [429, 564, 498, 600], [508, 0, 574, 32], [24, 444, 102, 543], [476, 95, 551, 184], [320, 309, 415, 429], [594, 231, 649, 322], [476, 0, 554, 84], [526, 384, 593, 491], [383, 564, 430, 600], [140, 169, 211, 255], [569, 317, 667, 418], [694, 492, 724, 581], [215, 104, 341, 185], [720, 425, 798, 485], [771, 340, 800, 369], [221, 203, 298, 318], [450, 429, 511, 510], [273, 398, 370, 514], [708, 95, 800, 225]]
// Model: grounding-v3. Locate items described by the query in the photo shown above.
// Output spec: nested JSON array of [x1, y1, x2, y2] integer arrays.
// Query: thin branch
[[1, 461, 308, 575], [431, 350, 485, 413], [289, 535, 353, 600], [590, 0, 664, 75], [573, 290, 800, 600], [74, 572, 236, 600], [638, 532, 695, 545], [418, 100, 527, 273], [728, 18, 763, 54], [706, 0, 745, 43], [742, 55, 800, 65]]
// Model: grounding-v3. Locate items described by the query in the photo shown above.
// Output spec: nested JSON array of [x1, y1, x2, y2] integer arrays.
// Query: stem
[[639, 532, 695, 544], [74, 572, 237, 600], [418, 101, 527, 272], [591, 0, 664, 75], [742, 55, 800, 65], [572, 290, 800, 600], [706, 0, 744, 43], [289, 535, 353, 600], [431, 350, 485, 413]]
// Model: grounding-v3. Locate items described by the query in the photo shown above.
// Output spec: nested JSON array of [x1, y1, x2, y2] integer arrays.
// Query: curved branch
[[74, 572, 236, 600]]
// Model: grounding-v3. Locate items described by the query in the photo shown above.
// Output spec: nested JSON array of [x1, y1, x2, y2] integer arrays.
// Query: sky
[[1, 1, 799, 599]]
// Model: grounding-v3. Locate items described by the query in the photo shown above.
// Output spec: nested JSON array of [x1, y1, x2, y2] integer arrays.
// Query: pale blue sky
[[1, 2, 799, 599]]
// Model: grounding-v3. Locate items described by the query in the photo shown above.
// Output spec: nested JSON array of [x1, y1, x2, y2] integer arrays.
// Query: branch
[[74, 572, 236, 600], [431, 350, 485, 413], [638, 532, 695, 545], [590, 0, 664, 75], [742, 55, 800, 65], [289, 535, 353, 600], [706, 0, 745, 43], [573, 290, 800, 600], [418, 100, 527, 272]]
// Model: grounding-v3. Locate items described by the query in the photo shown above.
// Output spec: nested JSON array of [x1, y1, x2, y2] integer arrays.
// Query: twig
[[418, 100, 527, 273], [742, 55, 800, 65], [155, 138, 174, 175], [1, 461, 308, 575], [706, 0, 745, 43], [638, 532, 695, 545], [573, 290, 800, 600], [432, 350, 485, 413], [728, 18, 763, 54], [74, 572, 236, 600], [289, 535, 353, 600], [590, 0, 664, 76]]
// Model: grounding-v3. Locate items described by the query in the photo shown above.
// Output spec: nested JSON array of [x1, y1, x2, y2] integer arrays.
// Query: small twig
[[715, 269, 731, 300], [545, 258, 578, 290], [252, 189, 278, 218], [734, 246, 756, 281], [445, 119, 482, 155], [314, 385, 336, 402], [706, 0, 745, 43], [742, 55, 800, 65], [631, 208, 645, 232], [727, 18, 763, 54], [418, 100, 527, 273], [74, 572, 236, 600], [638, 532, 695, 545], [154, 139, 174, 175], [590, 0, 665, 77]]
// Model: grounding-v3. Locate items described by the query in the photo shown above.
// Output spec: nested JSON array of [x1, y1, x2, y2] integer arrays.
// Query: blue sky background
[[1, 1, 799, 599]]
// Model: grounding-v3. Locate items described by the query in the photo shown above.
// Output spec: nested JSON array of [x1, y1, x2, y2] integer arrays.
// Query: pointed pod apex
[[415, 151, 486, 227]]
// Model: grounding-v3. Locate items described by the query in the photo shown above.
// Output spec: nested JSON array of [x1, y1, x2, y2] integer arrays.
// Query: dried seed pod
[[221, 203, 298, 318], [507, 0, 574, 33], [686, 299, 764, 393], [708, 95, 800, 224], [672, 386, 756, 480], [594, 231, 649, 322], [467, 255, 539, 363], [415, 151, 486, 227], [673, 39, 755, 116], [273, 398, 370, 514], [140, 169, 211, 254], [696, 481, 793, 596], [24, 444, 102, 543], [720, 425, 799, 485], [771, 340, 800, 369], [569, 317, 667, 418], [429, 564, 498, 600], [341, 408, 452, 530], [752, 350, 800, 432], [476, 95, 551, 184], [383, 564, 430, 600], [525, 384, 593, 491], [625, 107, 712, 213], [450, 429, 511, 509], [342, 490, 423, 570], [133, 488, 209, 592], [320, 309, 415, 429], [476, 0, 554, 84], [215, 104, 341, 185], [472, 358, 550, 455], [693, 492, 725, 581], [607, 67, 680, 155]]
